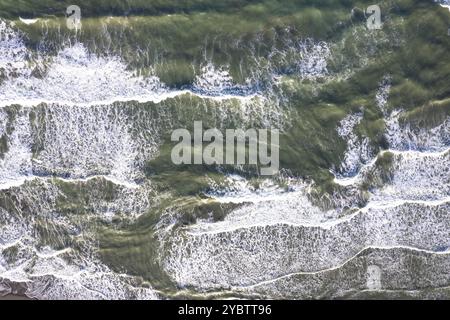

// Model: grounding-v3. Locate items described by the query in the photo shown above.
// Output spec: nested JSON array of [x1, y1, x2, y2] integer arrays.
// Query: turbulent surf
[[0, 0, 449, 299]]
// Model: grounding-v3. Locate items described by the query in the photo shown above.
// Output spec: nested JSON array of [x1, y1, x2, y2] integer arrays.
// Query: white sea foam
[[296, 41, 331, 79], [376, 76, 391, 114], [33, 105, 150, 183], [18, 18, 39, 25], [162, 196, 449, 289], [1, 12, 449, 299], [0, 110, 33, 188], [0, 105, 156, 189], [162, 143, 450, 291], [193, 63, 254, 96], [0, 22, 283, 190], [336, 112, 373, 177], [0, 23, 258, 108], [199, 177, 331, 231], [0, 180, 157, 299], [385, 110, 450, 152], [236, 247, 450, 299], [0, 20, 31, 80], [436, 1, 450, 12], [159, 75, 450, 293], [0, 42, 166, 106]]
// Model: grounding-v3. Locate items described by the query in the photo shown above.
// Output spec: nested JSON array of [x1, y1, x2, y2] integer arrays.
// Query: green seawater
[[0, 0, 449, 299]]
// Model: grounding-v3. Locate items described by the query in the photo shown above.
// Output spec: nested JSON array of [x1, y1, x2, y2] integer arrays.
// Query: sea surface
[[0, 0, 449, 299]]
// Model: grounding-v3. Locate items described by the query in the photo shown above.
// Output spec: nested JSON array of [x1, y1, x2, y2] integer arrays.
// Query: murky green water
[[0, 0, 449, 299]]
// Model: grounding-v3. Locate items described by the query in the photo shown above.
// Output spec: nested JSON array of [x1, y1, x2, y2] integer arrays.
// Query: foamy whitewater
[[1, 13, 450, 299], [158, 77, 450, 297], [437, 0, 450, 12], [0, 20, 260, 109], [0, 18, 284, 299]]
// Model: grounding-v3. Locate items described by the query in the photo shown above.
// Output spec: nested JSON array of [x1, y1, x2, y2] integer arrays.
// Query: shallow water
[[1, 1, 450, 299]]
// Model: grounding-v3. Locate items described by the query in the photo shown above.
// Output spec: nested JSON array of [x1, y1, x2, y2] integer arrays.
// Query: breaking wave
[[1, 8, 449, 299], [159, 76, 450, 296]]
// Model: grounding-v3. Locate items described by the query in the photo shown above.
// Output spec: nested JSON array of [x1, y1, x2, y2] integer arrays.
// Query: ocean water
[[0, 0, 450, 299]]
